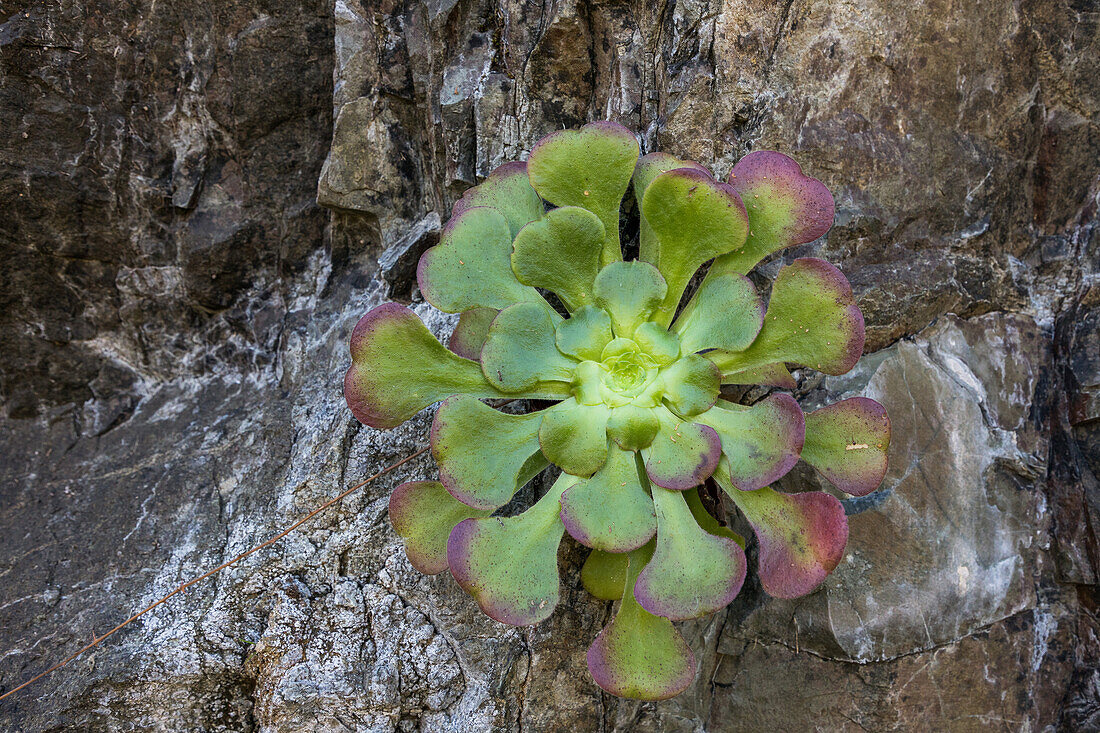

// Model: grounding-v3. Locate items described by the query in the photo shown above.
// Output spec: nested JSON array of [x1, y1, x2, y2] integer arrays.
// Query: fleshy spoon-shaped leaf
[[581, 549, 629, 601], [344, 303, 511, 429], [802, 397, 890, 496], [560, 444, 657, 552], [674, 274, 764, 354], [641, 168, 749, 326], [448, 307, 497, 360], [696, 395, 805, 491], [432, 395, 548, 510], [633, 153, 710, 263], [643, 406, 721, 490], [716, 470, 849, 599], [511, 206, 604, 311], [555, 305, 613, 361], [587, 544, 696, 700], [448, 473, 573, 625], [708, 258, 865, 378], [658, 354, 720, 417], [526, 121, 639, 267], [634, 485, 747, 620], [538, 398, 611, 477], [417, 207, 542, 313], [389, 481, 492, 574], [592, 261, 667, 337], [481, 301, 577, 394], [452, 160, 545, 237], [710, 151, 835, 277]]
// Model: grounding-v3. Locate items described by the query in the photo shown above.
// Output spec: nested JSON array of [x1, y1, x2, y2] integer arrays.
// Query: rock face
[[1, 0, 1098, 730]]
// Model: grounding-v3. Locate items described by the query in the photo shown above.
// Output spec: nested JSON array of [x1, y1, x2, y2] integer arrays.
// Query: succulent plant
[[344, 121, 890, 700]]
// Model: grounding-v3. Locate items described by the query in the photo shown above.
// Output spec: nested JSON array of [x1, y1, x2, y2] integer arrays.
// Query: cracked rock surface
[[2, 0, 1099, 730]]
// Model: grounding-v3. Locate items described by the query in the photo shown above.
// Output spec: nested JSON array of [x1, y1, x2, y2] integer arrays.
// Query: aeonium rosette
[[344, 122, 890, 700]]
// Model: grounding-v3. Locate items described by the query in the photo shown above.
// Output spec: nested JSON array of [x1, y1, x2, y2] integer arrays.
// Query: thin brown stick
[[0, 445, 430, 702]]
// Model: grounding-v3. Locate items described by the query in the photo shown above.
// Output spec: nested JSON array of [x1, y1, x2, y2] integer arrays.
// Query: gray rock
[[2, 0, 1099, 730]]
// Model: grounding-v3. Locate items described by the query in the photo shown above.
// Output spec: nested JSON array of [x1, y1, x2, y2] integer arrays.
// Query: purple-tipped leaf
[[802, 397, 890, 496], [389, 481, 491, 574], [710, 150, 835, 276], [344, 303, 509, 429], [448, 307, 497, 360], [633, 486, 747, 620], [447, 474, 572, 625], [587, 545, 697, 700], [643, 407, 721, 490], [709, 258, 865, 378], [697, 395, 805, 491], [718, 474, 849, 599]]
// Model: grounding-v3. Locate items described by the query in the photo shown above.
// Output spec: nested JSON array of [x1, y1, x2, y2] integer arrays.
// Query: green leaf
[[431, 395, 548, 510], [674, 274, 764, 354], [657, 354, 720, 417], [345, 303, 512, 429], [481, 301, 577, 394], [586, 544, 696, 700], [633, 152, 710, 263], [527, 121, 640, 267], [684, 488, 745, 547], [708, 258, 865, 377], [592, 261, 667, 337], [417, 207, 542, 313], [606, 404, 660, 451], [716, 471, 849, 599], [448, 473, 573, 625], [709, 150, 834, 276], [802, 397, 890, 496], [634, 485, 747, 620], [581, 549, 629, 601], [511, 206, 605, 311], [452, 160, 545, 238], [389, 481, 491, 574], [696, 395, 805, 491], [640, 168, 749, 326], [632, 322, 681, 365], [642, 406, 721, 490], [555, 305, 613, 361], [448, 307, 497, 360], [720, 362, 797, 389], [538, 398, 611, 477], [560, 445, 656, 551]]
